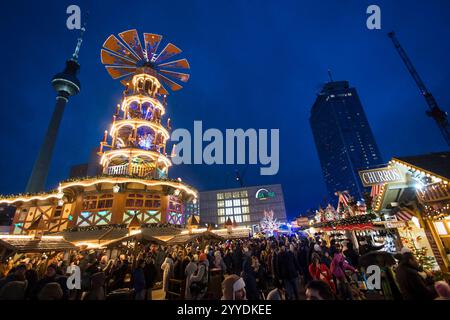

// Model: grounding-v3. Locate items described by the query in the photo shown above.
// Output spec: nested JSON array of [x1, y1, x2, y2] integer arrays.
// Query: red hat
[[199, 253, 207, 262]]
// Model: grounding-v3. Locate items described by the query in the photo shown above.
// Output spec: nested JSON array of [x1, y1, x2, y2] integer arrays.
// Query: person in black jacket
[[277, 245, 300, 300], [395, 252, 436, 300], [143, 256, 157, 300], [241, 255, 259, 300], [343, 242, 360, 268], [232, 244, 243, 275]]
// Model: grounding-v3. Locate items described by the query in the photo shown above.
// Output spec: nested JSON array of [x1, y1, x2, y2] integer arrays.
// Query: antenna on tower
[[327, 69, 334, 82], [72, 11, 89, 61]]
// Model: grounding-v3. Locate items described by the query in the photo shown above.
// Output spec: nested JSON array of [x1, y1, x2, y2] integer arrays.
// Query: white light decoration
[[411, 216, 421, 229], [58, 199, 65, 207], [113, 184, 120, 193], [260, 210, 278, 236]]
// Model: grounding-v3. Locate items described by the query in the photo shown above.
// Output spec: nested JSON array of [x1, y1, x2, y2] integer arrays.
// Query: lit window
[[235, 215, 242, 223], [224, 192, 232, 199], [233, 192, 240, 198], [217, 201, 224, 208], [218, 208, 225, 216], [219, 217, 225, 224], [234, 207, 242, 214], [242, 206, 249, 214], [226, 208, 233, 216], [217, 193, 224, 200], [225, 200, 233, 207], [435, 222, 448, 235], [240, 190, 248, 197], [233, 199, 241, 207], [241, 199, 249, 206]]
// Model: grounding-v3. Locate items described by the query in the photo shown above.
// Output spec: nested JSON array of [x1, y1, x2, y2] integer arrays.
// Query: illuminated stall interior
[[374, 152, 450, 273]]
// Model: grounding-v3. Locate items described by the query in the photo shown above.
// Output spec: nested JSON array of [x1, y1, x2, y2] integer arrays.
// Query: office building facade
[[199, 184, 287, 229]]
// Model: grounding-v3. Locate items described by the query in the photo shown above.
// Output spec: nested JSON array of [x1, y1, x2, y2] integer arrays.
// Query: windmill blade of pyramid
[[143, 33, 163, 58], [120, 74, 134, 86], [157, 73, 183, 91], [158, 84, 169, 95], [158, 70, 190, 83], [154, 43, 182, 64], [103, 34, 140, 63], [157, 58, 190, 70], [105, 65, 136, 79], [119, 29, 146, 61], [101, 49, 136, 66]]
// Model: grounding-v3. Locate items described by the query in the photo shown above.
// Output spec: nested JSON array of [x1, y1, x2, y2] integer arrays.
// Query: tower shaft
[[26, 94, 69, 193]]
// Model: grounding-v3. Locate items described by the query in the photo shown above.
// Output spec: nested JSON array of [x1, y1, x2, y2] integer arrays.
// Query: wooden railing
[[107, 164, 153, 177]]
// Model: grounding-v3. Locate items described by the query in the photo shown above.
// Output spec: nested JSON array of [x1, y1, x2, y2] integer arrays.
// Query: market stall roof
[[166, 231, 224, 245], [53, 225, 183, 245], [214, 228, 251, 239], [53, 228, 125, 243], [0, 236, 78, 253], [103, 230, 167, 247], [394, 151, 450, 181]]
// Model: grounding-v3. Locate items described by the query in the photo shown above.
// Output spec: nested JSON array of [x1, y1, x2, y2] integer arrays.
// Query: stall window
[[435, 221, 448, 235], [54, 207, 62, 218]]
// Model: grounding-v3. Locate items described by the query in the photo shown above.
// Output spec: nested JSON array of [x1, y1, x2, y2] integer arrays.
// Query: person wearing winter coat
[[343, 242, 360, 268], [241, 255, 259, 300], [161, 254, 174, 299], [277, 246, 300, 300], [231, 245, 243, 275], [330, 249, 356, 299], [189, 253, 209, 300], [213, 251, 226, 271], [0, 280, 27, 300], [395, 252, 435, 300], [221, 274, 246, 300], [308, 252, 336, 293], [184, 254, 198, 299], [82, 272, 106, 300], [133, 259, 147, 300], [143, 257, 157, 300]]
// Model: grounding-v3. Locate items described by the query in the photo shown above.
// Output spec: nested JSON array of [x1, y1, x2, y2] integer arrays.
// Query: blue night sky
[[0, 0, 449, 220]]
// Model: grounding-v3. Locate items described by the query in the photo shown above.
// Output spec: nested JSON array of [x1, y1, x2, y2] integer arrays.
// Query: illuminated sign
[[358, 167, 405, 187], [255, 188, 275, 200]]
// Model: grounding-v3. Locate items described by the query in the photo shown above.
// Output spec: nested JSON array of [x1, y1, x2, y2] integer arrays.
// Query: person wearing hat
[[188, 253, 209, 300], [221, 274, 246, 300]]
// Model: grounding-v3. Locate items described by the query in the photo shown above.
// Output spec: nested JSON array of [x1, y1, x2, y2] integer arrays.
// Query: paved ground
[[152, 288, 165, 300]]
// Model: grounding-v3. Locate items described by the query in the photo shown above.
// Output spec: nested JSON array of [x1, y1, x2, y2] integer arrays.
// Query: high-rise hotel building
[[310, 80, 383, 202]]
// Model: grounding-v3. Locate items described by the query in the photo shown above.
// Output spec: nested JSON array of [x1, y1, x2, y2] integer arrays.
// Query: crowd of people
[[0, 234, 449, 300]]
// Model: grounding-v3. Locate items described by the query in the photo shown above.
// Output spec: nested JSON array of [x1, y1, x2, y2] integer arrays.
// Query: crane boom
[[388, 31, 450, 146]]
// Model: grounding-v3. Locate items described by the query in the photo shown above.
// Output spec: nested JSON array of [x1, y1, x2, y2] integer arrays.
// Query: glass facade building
[[310, 81, 383, 202]]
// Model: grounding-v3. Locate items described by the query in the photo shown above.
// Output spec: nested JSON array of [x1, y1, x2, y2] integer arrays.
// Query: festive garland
[[312, 213, 376, 229], [0, 174, 196, 200], [66, 222, 184, 233]]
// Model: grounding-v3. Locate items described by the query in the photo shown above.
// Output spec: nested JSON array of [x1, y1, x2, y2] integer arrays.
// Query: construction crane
[[388, 32, 450, 147]]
